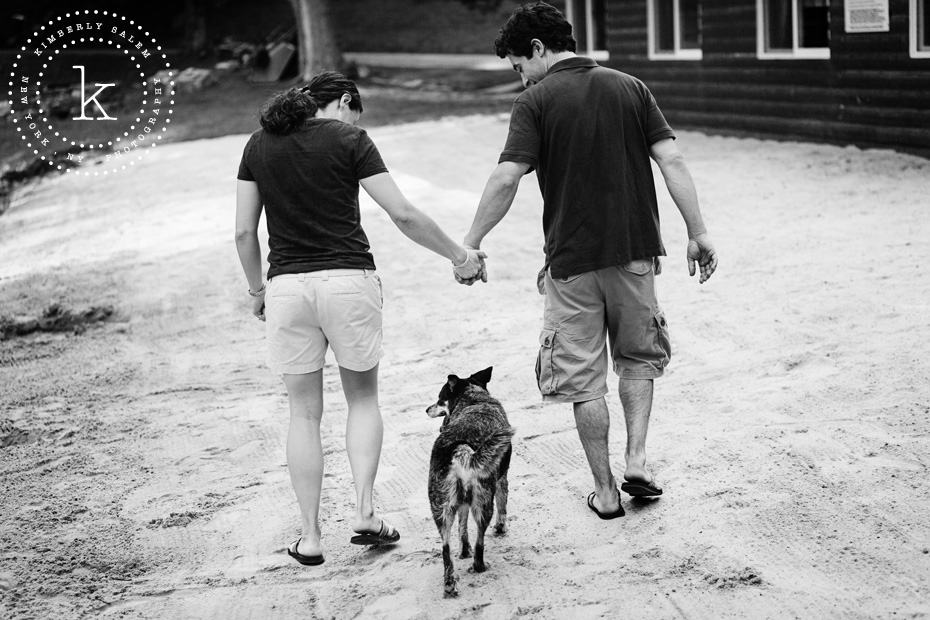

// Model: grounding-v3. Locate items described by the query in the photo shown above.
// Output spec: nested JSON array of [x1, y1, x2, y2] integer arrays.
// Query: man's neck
[[545, 51, 577, 71]]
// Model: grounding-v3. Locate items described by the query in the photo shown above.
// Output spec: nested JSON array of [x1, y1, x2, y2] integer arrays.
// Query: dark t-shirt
[[499, 57, 676, 279], [237, 119, 388, 279]]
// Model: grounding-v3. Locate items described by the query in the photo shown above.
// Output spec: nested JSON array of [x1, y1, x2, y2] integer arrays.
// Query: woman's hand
[[453, 247, 488, 285], [252, 294, 265, 321], [249, 284, 265, 321]]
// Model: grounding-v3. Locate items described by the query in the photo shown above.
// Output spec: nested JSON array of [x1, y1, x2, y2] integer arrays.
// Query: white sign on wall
[[845, 0, 891, 33]]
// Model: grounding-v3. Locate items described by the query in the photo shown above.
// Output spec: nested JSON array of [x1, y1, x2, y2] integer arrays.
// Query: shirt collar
[[546, 56, 598, 77]]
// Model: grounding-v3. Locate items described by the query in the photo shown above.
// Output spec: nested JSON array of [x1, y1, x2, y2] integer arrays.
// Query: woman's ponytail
[[258, 71, 362, 135], [260, 88, 318, 135]]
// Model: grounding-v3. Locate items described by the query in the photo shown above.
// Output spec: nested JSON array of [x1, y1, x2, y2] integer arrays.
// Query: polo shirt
[[499, 57, 676, 279], [237, 119, 388, 279]]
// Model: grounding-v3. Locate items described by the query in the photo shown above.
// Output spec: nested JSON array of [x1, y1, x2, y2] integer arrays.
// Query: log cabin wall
[[603, 0, 930, 154]]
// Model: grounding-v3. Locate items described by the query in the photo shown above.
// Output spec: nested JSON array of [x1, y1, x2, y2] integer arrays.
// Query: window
[[912, 0, 930, 58], [565, 0, 609, 60], [757, 0, 831, 59], [648, 0, 702, 60]]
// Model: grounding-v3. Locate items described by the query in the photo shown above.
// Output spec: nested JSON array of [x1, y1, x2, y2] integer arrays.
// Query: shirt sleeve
[[354, 130, 389, 180], [236, 135, 255, 181], [498, 99, 540, 170], [643, 86, 676, 144]]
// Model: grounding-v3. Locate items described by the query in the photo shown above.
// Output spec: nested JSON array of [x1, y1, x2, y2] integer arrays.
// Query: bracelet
[[452, 252, 469, 268], [248, 282, 266, 297]]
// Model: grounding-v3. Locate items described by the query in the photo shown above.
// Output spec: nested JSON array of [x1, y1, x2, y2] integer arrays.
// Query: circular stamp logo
[[6, 9, 175, 176]]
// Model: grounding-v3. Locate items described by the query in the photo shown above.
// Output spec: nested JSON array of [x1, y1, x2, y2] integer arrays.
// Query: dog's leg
[[457, 505, 471, 558], [494, 445, 512, 535], [470, 491, 496, 573], [494, 475, 509, 535], [441, 507, 458, 597]]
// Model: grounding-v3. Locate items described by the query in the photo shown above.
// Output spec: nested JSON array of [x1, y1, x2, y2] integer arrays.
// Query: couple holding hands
[[235, 2, 717, 566]]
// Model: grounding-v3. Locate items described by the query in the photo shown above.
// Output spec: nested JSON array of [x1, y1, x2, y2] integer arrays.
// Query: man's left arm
[[650, 138, 718, 283]]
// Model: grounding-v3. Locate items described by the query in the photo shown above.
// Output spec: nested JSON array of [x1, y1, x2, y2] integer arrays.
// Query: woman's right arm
[[360, 172, 483, 277], [235, 179, 267, 319]]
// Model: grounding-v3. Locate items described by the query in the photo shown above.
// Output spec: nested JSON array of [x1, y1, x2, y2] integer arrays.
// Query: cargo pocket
[[653, 309, 671, 369], [536, 328, 558, 395]]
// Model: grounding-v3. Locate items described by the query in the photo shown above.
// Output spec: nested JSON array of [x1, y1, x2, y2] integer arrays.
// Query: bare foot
[[351, 513, 387, 534], [294, 531, 323, 557], [624, 454, 654, 485], [591, 486, 621, 513]]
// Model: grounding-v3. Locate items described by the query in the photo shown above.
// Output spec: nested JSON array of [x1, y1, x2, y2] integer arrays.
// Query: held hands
[[453, 247, 488, 286], [687, 233, 718, 284]]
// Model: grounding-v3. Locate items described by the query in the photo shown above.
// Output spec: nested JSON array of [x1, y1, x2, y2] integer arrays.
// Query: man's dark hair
[[260, 70, 363, 135], [493, 2, 577, 59]]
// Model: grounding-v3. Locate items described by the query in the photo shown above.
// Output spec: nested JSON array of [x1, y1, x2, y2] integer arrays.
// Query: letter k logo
[[72, 65, 116, 120]]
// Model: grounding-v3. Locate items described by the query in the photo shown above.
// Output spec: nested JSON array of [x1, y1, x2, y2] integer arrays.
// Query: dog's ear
[[469, 367, 493, 388], [447, 375, 459, 390]]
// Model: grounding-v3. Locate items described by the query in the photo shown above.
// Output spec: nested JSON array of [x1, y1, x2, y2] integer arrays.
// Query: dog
[[426, 366, 514, 598]]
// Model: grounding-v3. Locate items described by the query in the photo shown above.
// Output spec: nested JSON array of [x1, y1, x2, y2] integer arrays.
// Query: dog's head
[[425, 367, 493, 418]]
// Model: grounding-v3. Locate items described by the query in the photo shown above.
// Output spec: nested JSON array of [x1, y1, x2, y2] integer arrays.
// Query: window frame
[[911, 0, 930, 58], [647, 0, 703, 61], [756, 0, 831, 60], [565, 0, 610, 61]]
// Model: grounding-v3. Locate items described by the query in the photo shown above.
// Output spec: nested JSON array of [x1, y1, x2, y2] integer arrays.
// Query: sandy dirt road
[[1, 115, 929, 619]]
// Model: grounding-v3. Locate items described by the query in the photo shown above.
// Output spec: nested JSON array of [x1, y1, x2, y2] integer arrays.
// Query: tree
[[288, 0, 341, 81]]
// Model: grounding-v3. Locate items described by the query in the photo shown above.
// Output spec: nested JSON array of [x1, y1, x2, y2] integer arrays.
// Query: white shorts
[[264, 269, 383, 374]]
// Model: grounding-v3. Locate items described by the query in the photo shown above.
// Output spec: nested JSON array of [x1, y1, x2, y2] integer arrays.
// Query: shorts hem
[[541, 388, 608, 404], [270, 362, 325, 375], [335, 352, 383, 373], [616, 366, 665, 380]]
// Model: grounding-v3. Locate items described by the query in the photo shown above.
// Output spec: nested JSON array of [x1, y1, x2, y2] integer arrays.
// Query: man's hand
[[687, 234, 717, 284], [453, 247, 488, 286], [536, 264, 547, 295]]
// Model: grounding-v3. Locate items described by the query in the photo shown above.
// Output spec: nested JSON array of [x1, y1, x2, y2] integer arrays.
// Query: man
[[460, 2, 717, 518]]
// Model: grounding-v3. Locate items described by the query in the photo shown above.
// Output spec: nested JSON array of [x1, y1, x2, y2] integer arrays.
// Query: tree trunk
[[183, 0, 208, 56], [288, 0, 342, 81]]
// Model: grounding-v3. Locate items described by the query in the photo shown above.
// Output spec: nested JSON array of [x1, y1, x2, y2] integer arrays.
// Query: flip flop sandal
[[586, 489, 625, 519], [350, 519, 401, 545], [287, 538, 325, 565], [620, 479, 663, 497]]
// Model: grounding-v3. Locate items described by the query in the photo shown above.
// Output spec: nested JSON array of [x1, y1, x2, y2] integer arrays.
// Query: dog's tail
[[450, 427, 515, 494]]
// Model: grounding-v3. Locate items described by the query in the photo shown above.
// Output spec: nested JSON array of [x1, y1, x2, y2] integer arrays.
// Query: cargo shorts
[[536, 260, 671, 403], [265, 269, 383, 374]]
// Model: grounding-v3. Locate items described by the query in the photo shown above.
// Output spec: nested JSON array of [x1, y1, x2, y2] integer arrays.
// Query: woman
[[234, 71, 484, 566]]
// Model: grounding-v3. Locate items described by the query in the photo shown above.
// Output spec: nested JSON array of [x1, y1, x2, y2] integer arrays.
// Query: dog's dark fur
[[426, 367, 514, 598]]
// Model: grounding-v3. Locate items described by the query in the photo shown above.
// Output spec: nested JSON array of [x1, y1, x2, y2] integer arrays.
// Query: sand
[[1, 115, 929, 619]]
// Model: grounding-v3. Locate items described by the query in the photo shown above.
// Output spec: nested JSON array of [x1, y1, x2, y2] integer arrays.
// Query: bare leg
[[573, 397, 620, 512], [283, 371, 325, 557], [619, 378, 655, 483], [339, 364, 390, 533]]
